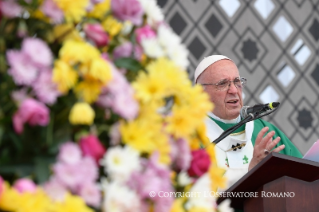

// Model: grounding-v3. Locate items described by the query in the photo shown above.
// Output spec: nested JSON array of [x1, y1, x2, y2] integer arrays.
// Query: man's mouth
[[227, 100, 239, 105]]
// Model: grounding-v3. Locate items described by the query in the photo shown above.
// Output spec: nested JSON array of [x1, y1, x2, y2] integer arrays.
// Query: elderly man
[[195, 55, 302, 188]]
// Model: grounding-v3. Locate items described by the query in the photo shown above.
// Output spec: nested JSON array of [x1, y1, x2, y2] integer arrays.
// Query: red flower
[[79, 134, 106, 164], [187, 149, 211, 177]]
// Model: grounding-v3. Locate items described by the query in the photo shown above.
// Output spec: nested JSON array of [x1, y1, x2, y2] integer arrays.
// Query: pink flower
[[21, 37, 53, 68], [97, 66, 139, 120], [53, 162, 83, 190], [41, 0, 64, 23], [6, 50, 38, 86], [135, 25, 156, 43], [78, 157, 99, 183], [109, 122, 121, 145], [58, 142, 82, 165], [33, 70, 61, 105], [113, 42, 133, 60], [79, 134, 106, 164], [129, 153, 172, 198], [128, 153, 174, 212], [0, 0, 22, 18], [43, 177, 67, 202], [187, 149, 211, 178], [13, 98, 50, 134], [84, 24, 109, 47], [77, 182, 101, 208], [0, 176, 4, 196], [134, 45, 143, 61], [111, 0, 144, 26], [13, 178, 37, 193], [170, 138, 191, 171]]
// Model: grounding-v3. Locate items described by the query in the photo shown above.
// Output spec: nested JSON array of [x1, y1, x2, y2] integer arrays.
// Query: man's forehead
[[205, 61, 239, 79]]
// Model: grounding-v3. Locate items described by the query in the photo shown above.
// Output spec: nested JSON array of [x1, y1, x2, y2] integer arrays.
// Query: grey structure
[[158, 0, 319, 154]]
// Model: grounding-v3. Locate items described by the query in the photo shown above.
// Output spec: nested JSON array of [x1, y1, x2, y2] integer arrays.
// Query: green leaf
[[0, 126, 3, 146], [34, 157, 55, 183], [0, 164, 34, 178], [114, 57, 143, 72]]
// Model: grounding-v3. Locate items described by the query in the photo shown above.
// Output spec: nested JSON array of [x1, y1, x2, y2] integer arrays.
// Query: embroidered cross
[[225, 157, 229, 167], [226, 143, 246, 152], [243, 155, 249, 164]]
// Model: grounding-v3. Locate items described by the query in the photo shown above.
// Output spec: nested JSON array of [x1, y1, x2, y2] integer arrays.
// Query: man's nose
[[227, 81, 238, 93]]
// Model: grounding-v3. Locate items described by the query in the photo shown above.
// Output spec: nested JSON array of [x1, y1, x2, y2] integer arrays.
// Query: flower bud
[[79, 134, 106, 164], [84, 24, 109, 47], [13, 178, 37, 193]]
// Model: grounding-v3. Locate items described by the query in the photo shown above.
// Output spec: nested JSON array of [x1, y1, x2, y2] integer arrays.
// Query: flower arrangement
[[0, 0, 232, 211]]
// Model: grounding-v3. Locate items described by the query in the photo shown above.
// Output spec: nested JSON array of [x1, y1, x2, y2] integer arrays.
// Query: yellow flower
[[165, 106, 198, 138], [205, 144, 217, 164], [0, 182, 19, 211], [54, 0, 89, 23], [184, 85, 213, 119], [189, 207, 212, 212], [55, 193, 93, 212], [87, 0, 111, 19], [53, 24, 83, 43], [170, 198, 186, 212], [74, 79, 103, 103], [53, 60, 78, 93], [69, 102, 95, 125], [59, 40, 100, 65], [31, 9, 50, 23], [89, 58, 112, 83], [133, 71, 168, 104], [102, 16, 123, 37], [153, 130, 171, 164], [120, 120, 157, 153], [196, 122, 211, 148], [18, 189, 52, 212], [209, 166, 227, 192]]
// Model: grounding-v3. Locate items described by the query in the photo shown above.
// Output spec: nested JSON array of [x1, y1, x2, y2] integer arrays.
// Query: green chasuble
[[251, 119, 302, 158], [209, 117, 302, 212], [209, 116, 302, 158]]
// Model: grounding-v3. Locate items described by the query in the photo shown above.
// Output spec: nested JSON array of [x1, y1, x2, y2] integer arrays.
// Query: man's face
[[197, 59, 243, 120]]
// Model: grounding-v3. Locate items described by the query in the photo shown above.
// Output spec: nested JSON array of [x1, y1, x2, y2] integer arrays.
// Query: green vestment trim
[[207, 116, 245, 134]]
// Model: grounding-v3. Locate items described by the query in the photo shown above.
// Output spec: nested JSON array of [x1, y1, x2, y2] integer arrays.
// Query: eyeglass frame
[[200, 77, 247, 91]]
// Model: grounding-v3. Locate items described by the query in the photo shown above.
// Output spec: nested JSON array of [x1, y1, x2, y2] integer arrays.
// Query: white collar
[[207, 111, 241, 124]]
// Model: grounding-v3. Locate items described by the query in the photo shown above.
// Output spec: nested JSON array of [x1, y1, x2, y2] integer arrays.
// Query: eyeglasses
[[201, 77, 247, 91]]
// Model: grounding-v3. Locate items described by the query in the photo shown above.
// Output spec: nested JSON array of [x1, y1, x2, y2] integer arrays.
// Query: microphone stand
[[212, 113, 254, 144], [212, 106, 280, 144]]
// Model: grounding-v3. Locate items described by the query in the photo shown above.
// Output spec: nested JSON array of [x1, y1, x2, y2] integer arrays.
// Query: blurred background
[[158, 0, 319, 154]]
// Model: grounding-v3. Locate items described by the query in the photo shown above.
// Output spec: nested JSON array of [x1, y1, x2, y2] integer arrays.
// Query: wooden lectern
[[217, 152, 319, 212]]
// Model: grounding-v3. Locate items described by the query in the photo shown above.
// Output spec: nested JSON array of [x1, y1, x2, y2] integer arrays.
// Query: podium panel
[[217, 152, 319, 211]]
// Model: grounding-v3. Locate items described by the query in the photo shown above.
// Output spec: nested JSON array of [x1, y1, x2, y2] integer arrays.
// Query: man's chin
[[226, 110, 241, 120]]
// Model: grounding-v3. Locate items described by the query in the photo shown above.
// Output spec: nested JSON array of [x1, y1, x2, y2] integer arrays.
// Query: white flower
[[185, 173, 217, 211], [177, 171, 192, 186], [100, 146, 141, 183], [166, 44, 189, 69], [121, 21, 134, 35], [137, 0, 164, 27], [102, 181, 142, 212], [141, 38, 164, 58], [157, 24, 181, 50], [218, 199, 234, 212]]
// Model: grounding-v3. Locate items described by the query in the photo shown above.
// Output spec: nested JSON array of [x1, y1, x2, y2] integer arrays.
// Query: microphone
[[240, 102, 280, 119]]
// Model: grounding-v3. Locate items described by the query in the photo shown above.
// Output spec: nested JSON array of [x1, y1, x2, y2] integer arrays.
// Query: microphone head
[[240, 106, 250, 119], [270, 102, 280, 108]]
